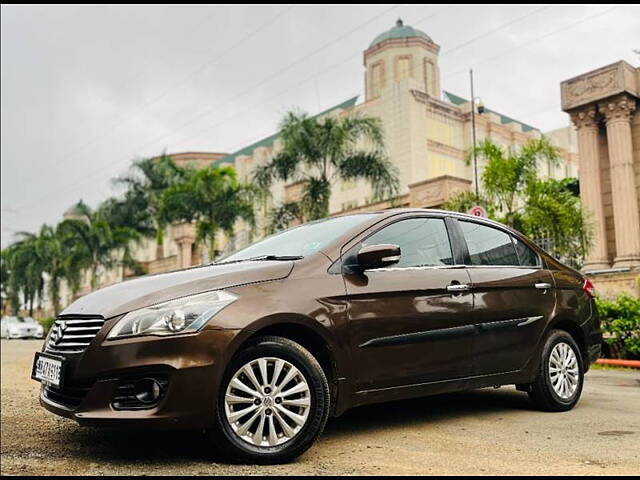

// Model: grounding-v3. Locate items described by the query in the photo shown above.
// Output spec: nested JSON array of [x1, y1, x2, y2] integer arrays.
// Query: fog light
[[134, 378, 162, 404]]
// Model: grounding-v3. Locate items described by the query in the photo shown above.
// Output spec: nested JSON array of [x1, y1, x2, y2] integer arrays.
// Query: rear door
[[344, 215, 475, 391], [455, 219, 556, 376]]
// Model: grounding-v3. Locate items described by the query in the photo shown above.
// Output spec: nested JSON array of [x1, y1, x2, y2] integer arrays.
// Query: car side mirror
[[357, 244, 401, 270]]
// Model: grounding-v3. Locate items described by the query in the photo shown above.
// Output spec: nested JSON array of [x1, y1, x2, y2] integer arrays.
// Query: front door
[[344, 216, 475, 391], [456, 219, 556, 376]]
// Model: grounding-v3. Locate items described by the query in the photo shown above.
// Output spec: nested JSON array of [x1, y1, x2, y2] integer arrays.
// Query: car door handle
[[535, 282, 552, 290], [447, 283, 471, 292]]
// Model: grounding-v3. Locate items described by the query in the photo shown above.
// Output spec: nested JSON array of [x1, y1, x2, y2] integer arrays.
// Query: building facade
[[561, 60, 640, 297], [224, 20, 577, 241]]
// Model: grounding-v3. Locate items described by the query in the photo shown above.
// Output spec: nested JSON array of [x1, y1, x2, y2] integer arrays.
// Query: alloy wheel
[[224, 357, 311, 447], [548, 342, 579, 400]]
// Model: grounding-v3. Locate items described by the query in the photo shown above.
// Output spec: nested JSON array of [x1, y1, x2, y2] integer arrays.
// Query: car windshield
[[218, 214, 380, 263]]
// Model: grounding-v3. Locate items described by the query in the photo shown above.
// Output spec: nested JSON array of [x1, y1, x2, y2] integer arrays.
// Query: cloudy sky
[[1, 4, 638, 247]]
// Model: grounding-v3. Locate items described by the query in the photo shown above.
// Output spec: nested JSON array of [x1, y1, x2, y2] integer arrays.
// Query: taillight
[[582, 278, 596, 298]]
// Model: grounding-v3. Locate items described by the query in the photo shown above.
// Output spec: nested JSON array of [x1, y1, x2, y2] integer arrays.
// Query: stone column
[[173, 223, 196, 269], [599, 94, 640, 268], [570, 106, 610, 270]]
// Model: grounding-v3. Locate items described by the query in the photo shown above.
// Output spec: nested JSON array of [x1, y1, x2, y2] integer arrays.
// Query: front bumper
[[39, 327, 239, 430]]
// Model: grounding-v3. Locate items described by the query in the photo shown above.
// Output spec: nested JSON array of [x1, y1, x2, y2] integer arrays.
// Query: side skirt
[[352, 370, 531, 408]]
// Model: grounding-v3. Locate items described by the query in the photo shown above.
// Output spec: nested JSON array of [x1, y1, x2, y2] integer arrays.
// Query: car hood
[[61, 260, 295, 319]]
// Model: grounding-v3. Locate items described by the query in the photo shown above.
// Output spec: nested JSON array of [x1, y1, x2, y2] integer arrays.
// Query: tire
[[211, 336, 330, 464], [528, 329, 584, 412]]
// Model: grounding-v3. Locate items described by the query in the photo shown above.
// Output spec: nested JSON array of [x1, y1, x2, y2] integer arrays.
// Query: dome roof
[[369, 19, 432, 47]]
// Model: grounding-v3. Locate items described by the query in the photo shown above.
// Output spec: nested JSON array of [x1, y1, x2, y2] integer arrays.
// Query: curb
[[596, 358, 640, 369]]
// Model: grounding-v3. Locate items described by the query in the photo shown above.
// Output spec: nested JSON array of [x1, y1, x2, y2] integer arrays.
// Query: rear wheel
[[211, 336, 330, 464], [528, 329, 584, 412]]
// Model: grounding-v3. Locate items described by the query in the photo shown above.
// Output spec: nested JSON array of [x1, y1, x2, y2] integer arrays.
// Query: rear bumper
[[38, 327, 240, 430]]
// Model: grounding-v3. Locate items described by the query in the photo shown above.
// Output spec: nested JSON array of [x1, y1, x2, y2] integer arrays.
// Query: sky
[[1, 4, 639, 247]]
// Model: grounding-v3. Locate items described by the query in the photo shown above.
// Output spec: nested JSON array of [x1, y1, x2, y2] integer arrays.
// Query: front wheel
[[528, 329, 584, 412], [211, 336, 330, 464]]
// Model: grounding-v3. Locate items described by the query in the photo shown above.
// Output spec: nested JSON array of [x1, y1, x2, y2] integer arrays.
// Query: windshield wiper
[[210, 255, 303, 266]]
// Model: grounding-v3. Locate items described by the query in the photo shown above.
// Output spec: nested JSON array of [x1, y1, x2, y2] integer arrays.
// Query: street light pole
[[470, 68, 479, 196]]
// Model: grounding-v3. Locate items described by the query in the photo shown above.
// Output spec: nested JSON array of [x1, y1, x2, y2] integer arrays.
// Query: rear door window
[[512, 236, 540, 267], [460, 221, 519, 266]]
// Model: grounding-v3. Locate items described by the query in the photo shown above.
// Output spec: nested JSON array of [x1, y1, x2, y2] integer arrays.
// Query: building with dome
[[221, 19, 578, 248]]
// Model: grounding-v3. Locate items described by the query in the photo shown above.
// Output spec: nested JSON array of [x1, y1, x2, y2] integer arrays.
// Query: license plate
[[31, 352, 65, 388]]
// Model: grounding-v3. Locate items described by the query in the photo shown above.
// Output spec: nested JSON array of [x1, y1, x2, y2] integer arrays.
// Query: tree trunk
[[50, 279, 60, 318], [90, 264, 98, 291], [209, 235, 217, 262]]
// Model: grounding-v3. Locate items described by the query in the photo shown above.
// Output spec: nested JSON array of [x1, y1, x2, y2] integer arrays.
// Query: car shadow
[[323, 386, 532, 440], [55, 387, 533, 465]]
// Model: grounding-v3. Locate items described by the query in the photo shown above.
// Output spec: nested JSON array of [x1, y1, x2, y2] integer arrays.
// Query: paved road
[[1, 339, 639, 475]]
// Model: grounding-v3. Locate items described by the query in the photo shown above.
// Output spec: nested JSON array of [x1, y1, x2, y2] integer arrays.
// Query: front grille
[[43, 382, 92, 410], [46, 315, 105, 354]]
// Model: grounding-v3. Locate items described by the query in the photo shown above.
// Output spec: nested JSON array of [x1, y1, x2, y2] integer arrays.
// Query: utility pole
[[470, 68, 479, 196]]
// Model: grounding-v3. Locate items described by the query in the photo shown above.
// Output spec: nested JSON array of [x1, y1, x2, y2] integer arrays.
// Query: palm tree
[[113, 154, 187, 256], [60, 201, 141, 290], [25, 225, 68, 317], [467, 137, 559, 230], [2, 240, 43, 316], [159, 166, 255, 260], [253, 111, 398, 227]]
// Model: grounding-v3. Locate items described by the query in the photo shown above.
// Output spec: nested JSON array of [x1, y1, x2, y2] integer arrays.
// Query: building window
[[396, 56, 411, 82], [370, 62, 384, 98], [424, 59, 437, 97]]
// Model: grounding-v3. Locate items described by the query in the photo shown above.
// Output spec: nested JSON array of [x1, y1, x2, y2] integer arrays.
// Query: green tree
[[113, 154, 187, 253], [596, 294, 640, 359], [2, 240, 43, 316], [444, 137, 592, 267], [60, 201, 141, 290], [14, 225, 69, 317], [253, 111, 399, 228], [160, 166, 255, 260], [0, 250, 11, 315]]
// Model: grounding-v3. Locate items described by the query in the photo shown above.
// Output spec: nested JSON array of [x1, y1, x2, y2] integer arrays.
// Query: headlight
[[107, 290, 237, 339]]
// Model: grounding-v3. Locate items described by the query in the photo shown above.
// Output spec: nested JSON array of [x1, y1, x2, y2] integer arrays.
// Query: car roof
[[371, 208, 517, 232]]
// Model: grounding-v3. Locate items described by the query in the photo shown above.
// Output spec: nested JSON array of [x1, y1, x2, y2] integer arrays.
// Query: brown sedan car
[[33, 209, 601, 463]]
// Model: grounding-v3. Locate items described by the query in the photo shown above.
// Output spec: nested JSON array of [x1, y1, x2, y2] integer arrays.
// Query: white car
[[0, 316, 44, 339]]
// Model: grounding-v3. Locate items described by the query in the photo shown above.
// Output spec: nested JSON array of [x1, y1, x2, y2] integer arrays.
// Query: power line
[[16, 4, 408, 212], [13, 5, 297, 188], [16, 4, 606, 217], [167, 4, 558, 148], [167, 5, 455, 148], [442, 5, 623, 80], [440, 4, 553, 55]]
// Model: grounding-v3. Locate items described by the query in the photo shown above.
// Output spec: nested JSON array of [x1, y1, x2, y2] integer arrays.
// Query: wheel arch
[[546, 316, 589, 371], [224, 314, 344, 413]]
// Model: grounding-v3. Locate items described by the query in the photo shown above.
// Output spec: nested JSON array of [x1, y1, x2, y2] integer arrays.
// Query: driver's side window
[[362, 217, 453, 268]]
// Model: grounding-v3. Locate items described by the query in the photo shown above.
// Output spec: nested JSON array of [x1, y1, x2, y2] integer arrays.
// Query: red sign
[[468, 205, 488, 218]]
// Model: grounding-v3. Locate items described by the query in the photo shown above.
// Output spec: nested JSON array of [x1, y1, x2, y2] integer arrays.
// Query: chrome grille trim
[[46, 315, 105, 354]]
